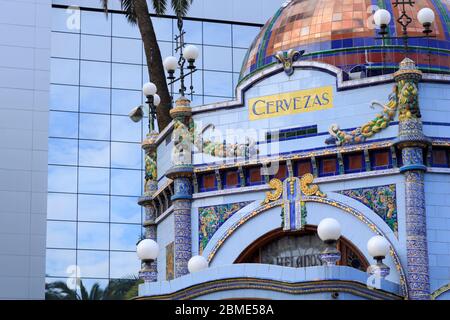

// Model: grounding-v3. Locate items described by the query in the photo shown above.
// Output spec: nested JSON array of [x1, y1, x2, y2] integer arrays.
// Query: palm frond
[[79, 281, 89, 300], [45, 281, 78, 300], [89, 283, 104, 300], [121, 0, 138, 24], [152, 0, 167, 15], [100, 0, 109, 15], [171, 0, 193, 18]]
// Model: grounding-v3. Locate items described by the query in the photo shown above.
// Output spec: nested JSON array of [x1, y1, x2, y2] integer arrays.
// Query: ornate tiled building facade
[[136, 2, 450, 300]]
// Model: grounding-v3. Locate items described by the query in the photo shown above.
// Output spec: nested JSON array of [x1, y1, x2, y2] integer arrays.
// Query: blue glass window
[[79, 113, 110, 140], [48, 138, 78, 166], [78, 194, 109, 222], [112, 13, 140, 38], [110, 251, 141, 279], [80, 87, 110, 114], [78, 167, 110, 195], [81, 35, 111, 62], [110, 196, 141, 224], [111, 142, 141, 169], [203, 22, 231, 46], [47, 193, 77, 221], [153, 17, 173, 41], [50, 85, 79, 112], [204, 46, 232, 71], [81, 10, 111, 36], [111, 169, 142, 196], [112, 89, 142, 115], [51, 32, 80, 59], [46, 249, 76, 277], [77, 250, 109, 278], [232, 25, 261, 48], [49, 111, 78, 138], [180, 20, 202, 44], [203, 71, 233, 97], [110, 223, 141, 251], [80, 61, 111, 87], [77, 222, 109, 250], [51, 58, 79, 85], [112, 63, 142, 90], [52, 8, 80, 33], [47, 221, 77, 249], [111, 115, 141, 142], [78, 140, 110, 168], [48, 165, 78, 193], [112, 38, 142, 64]]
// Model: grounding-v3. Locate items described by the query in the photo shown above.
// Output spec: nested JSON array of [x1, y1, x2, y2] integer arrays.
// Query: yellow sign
[[248, 86, 334, 120]]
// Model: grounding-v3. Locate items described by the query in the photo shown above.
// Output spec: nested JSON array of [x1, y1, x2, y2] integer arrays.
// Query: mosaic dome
[[239, 0, 450, 81]]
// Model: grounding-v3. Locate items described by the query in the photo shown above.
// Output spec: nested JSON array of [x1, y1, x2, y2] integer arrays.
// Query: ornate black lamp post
[[163, 17, 199, 100], [374, 1, 436, 52]]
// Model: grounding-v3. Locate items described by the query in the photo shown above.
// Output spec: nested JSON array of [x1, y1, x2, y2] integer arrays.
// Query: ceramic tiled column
[[394, 58, 430, 300], [166, 97, 194, 278], [138, 131, 159, 282]]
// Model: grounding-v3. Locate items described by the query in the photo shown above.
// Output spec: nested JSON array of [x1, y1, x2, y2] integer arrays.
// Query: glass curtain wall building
[[47, 4, 262, 291]]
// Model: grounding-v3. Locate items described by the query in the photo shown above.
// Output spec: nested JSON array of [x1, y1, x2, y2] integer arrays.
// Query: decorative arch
[[203, 196, 408, 297], [431, 283, 450, 300]]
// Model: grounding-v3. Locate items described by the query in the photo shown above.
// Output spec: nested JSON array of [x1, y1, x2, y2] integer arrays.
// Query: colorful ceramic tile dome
[[239, 0, 450, 81]]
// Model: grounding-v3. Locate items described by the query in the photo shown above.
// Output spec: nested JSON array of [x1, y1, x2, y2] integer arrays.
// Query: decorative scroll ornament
[[264, 178, 283, 204], [326, 85, 399, 146], [300, 173, 326, 197], [326, 58, 423, 146], [264, 175, 326, 231], [275, 49, 305, 76]]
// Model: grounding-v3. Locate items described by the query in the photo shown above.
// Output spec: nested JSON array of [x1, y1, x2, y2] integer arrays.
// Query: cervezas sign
[[248, 86, 334, 120]]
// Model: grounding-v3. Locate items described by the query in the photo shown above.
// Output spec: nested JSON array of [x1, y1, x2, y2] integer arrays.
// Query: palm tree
[[45, 278, 142, 300], [101, 0, 194, 131]]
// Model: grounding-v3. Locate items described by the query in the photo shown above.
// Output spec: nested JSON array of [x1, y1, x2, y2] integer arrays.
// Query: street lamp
[[374, 1, 436, 52], [128, 82, 160, 134], [317, 218, 342, 266], [367, 235, 391, 278], [188, 255, 209, 273], [163, 17, 200, 101], [137, 238, 160, 282]]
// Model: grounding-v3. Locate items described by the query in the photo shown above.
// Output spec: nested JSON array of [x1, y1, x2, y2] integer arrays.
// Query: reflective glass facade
[[47, 6, 261, 290]]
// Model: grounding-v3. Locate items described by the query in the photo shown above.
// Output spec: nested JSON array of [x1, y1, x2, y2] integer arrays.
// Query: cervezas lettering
[[248, 86, 334, 120]]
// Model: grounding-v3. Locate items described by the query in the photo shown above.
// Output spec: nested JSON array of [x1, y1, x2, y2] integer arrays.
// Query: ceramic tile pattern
[[240, 0, 450, 79]]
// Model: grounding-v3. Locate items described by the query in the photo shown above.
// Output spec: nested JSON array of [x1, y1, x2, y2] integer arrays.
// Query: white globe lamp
[[184, 45, 200, 62], [317, 218, 342, 266], [136, 238, 159, 262], [374, 9, 392, 27], [367, 235, 390, 259], [163, 56, 178, 72], [142, 82, 157, 97], [317, 218, 341, 242], [366, 235, 391, 278], [188, 255, 208, 273], [417, 7, 435, 26]]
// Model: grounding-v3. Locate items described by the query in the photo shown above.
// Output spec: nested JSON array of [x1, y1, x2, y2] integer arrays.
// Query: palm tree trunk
[[134, 0, 172, 131]]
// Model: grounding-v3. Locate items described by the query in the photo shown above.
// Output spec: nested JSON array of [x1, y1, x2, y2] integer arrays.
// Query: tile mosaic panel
[[199, 201, 252, 254], [338, 184, 398, 235]]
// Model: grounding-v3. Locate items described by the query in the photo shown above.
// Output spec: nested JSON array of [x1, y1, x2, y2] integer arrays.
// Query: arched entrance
[[235, 226, 369, 271]]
